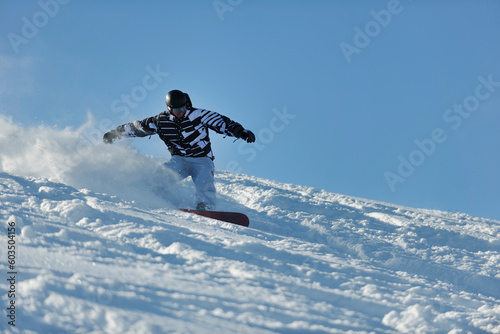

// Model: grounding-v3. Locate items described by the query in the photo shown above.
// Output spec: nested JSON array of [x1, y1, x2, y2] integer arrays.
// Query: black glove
[[240, 129, 256, 143], [232, 124, 244, 138], [103, 130, 119, 144]]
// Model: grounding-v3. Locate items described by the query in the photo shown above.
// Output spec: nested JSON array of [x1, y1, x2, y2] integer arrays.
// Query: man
[[103, 89, 255, 211]]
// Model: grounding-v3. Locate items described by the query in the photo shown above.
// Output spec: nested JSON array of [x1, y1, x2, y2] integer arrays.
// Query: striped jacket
[[116, 108, 243, 159]]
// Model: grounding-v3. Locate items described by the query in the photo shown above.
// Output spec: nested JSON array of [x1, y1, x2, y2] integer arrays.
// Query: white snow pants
[[165, 155, 216, 210]]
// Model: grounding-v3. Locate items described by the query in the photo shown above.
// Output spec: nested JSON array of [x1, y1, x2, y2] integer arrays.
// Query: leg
[[164, 155, 190, 180], [190, 157, 216, 210]]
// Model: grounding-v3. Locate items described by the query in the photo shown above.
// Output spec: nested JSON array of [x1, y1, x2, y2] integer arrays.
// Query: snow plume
[[0, 113, 188, 208]]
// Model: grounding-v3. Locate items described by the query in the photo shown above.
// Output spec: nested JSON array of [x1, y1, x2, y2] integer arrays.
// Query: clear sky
[[1, 0, 500, 220]]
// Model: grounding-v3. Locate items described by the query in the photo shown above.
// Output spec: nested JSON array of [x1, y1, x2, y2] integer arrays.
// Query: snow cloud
[[0, 113, 188, 208]]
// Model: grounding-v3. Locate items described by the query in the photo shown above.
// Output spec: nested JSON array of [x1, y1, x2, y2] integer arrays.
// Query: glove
[[103, 130, 119, 144], [240, 129, 256, 143], [232, 124, 244, 138]]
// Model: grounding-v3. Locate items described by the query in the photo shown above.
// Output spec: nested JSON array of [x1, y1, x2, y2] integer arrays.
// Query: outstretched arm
[[197, 109, 255, 143], [103, 116, 158, 144]]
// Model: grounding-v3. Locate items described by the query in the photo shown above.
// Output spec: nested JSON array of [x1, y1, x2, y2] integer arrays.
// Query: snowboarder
[[103, 89, 255, 211]]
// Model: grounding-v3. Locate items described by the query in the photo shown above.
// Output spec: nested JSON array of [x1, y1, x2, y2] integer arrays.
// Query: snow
[[1, 114, 500, 333]]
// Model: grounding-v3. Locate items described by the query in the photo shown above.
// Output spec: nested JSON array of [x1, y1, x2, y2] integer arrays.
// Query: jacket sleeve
[[198, 109, 244, 137], [115, 116, 158, 138]]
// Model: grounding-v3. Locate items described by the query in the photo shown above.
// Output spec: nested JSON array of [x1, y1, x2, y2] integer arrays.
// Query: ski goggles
[[168, 104, 187, 115]]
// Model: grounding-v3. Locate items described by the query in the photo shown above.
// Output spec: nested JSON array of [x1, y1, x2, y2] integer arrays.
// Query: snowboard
[[180, 209, 250, 227]]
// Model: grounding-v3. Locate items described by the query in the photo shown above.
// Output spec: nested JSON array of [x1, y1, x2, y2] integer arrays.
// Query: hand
[[232, 124, 244, 138], [103, 130, 119, 144], [240, 129, 255, 143]]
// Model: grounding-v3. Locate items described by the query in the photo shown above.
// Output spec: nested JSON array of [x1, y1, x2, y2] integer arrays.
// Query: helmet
[[166, 90, 187, 108]]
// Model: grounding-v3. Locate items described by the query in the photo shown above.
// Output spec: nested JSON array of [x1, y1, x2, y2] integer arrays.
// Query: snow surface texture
[[1, 114, 500, 333]]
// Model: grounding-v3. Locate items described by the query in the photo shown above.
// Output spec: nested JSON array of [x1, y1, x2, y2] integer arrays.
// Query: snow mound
[[1, 115, 500, 333]]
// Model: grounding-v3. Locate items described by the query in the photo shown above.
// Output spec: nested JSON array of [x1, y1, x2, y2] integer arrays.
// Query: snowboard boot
[[196, 202, 207, 211]]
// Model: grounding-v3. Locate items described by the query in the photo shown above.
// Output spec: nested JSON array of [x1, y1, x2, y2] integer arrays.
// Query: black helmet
[[166, 89, 187, 108]]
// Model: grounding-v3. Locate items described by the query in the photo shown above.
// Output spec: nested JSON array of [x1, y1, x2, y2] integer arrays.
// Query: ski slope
[[1, 114, 500, 333]]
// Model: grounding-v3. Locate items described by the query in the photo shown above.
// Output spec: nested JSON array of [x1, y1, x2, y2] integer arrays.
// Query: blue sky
[[1, 0, 500, 220]]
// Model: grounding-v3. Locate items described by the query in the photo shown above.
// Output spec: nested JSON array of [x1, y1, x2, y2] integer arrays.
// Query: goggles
[[168, 104, 187, 115]]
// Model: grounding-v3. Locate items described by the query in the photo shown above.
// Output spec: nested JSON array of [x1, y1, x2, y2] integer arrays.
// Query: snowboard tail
[[180, 209, 250, 227]]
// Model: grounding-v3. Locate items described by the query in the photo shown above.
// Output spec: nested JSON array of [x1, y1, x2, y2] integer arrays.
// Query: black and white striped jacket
[[116, 108, 243, 159]]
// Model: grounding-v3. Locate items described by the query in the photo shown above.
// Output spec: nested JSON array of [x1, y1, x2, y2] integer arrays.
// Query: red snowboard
[[180, 209, 250, 227]]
